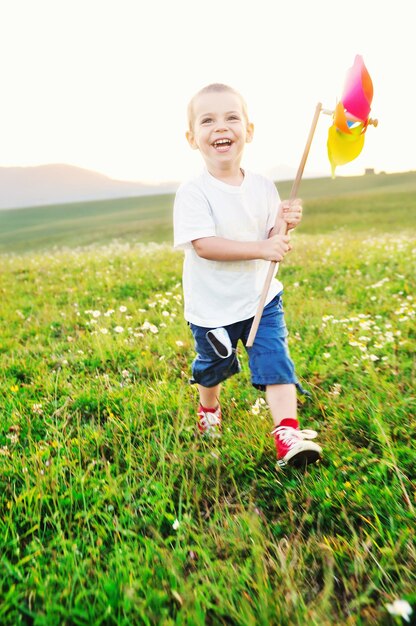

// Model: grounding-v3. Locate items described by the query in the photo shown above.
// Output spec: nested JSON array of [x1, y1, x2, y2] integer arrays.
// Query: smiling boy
[[174, 83, 322, 467]]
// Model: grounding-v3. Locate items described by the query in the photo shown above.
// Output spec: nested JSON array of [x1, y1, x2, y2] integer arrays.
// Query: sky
[[1, 0, 415, 183]]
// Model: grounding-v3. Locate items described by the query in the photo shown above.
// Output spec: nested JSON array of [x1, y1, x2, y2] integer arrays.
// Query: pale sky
[[1, 0, 415, 183]]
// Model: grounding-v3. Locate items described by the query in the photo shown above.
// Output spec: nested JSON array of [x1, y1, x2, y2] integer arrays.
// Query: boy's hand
[[280, 198, 303, 230], [261, 234, 292, 262]]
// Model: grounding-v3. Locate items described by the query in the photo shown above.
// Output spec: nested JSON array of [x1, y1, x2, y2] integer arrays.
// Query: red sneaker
[[272, 418, 322, 467], [197, 405, 222, 439]]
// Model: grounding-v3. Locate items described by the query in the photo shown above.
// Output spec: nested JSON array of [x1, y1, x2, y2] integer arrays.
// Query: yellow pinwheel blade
[[327, 124, 365, 177]]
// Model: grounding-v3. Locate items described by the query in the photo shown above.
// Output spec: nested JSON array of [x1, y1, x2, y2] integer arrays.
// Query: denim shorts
[[189, 293, 304, 392]]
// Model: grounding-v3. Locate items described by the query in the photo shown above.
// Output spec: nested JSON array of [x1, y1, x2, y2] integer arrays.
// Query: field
[[0, 173, 415, 625], [1, 171, 416, 253]]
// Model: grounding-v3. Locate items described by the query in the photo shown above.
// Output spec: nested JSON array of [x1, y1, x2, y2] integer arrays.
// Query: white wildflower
[[251, 397, 266, 415], [114, 326, 124, 333], [172, 519, 180, 531], [386, 599, 413, 622], [141, 321, 158, 334], [329, 383, 342, 396], [119, 306, 127, 313]]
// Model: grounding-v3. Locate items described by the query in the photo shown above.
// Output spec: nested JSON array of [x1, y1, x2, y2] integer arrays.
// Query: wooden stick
[[246, 102, 323, 348]]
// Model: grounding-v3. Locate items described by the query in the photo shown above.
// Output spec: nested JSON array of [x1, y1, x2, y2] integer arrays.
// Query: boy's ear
[[186, 130, 199, 150], [246, 122, 254, 144]]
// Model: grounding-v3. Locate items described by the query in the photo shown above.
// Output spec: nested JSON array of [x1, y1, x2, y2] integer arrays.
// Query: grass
[[0, 175, 415, 624], [0, 194, 175, 253]]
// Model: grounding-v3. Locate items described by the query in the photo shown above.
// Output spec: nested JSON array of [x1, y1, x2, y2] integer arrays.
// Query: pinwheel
[[326, 55, 378, 177], [246, 55, 377, 347]]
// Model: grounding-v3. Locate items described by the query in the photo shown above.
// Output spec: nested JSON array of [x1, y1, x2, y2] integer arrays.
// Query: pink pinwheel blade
[[342, 55, 373, 122]]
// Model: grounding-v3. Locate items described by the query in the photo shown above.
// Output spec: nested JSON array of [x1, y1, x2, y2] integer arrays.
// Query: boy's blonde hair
[[187, 83, 249, 132]]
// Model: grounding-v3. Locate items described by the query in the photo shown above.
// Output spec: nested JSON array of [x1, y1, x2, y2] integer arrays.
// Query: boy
[[173, 83, 322, 467]]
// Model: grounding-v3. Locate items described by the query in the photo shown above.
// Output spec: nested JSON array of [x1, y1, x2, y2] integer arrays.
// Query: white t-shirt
[[173, 168, 283, 327]]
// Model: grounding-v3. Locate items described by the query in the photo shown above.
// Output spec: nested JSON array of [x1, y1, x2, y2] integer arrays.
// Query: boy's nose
[[214, 122, 228, 132]]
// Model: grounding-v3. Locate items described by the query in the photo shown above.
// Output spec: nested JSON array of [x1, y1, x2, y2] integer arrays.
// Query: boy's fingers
[[282, 198, 302, 207]]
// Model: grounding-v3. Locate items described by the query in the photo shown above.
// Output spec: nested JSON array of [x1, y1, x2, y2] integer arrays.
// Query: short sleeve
[[266, 180, 281, 233], [173, 183, 217, 250]]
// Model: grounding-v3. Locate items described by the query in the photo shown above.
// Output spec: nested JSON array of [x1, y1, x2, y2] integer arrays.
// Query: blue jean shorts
[[189, 293, 304, 392]]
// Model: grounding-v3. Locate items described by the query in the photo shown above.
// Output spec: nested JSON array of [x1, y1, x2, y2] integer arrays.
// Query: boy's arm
[[192, 234, 291, 263]]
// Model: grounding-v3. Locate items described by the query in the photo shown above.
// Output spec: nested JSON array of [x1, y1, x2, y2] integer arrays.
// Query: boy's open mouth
[[212, 138, 232, 152]]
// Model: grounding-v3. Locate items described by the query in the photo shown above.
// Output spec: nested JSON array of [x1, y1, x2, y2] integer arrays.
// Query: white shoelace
[[271, 425, 318, 447], [199, 410, 221, 429], [198, 408, 222, 438]]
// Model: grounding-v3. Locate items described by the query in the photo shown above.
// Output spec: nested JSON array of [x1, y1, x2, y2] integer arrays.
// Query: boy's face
[[186, 91, 254, 173]]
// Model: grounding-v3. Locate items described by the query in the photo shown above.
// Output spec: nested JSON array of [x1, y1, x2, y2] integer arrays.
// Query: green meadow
[[0, 172, 415, 625], [1, 171, 416, 253]]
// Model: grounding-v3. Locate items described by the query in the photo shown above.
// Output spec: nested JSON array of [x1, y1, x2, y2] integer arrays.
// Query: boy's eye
[[201, 118, 213, 124], [228, 115, 239, 121]]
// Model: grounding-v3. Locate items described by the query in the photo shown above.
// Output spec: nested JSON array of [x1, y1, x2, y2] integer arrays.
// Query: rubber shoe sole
[[205, 328, 232, 358], [278, 442, 322, 468]]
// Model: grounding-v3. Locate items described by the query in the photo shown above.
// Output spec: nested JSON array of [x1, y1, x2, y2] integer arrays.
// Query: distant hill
[[0, 164, 179, 210]]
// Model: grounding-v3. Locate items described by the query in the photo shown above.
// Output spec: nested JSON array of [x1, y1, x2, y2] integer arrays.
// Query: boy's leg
[[266, 383, 297, 427], [198, 383, 221, 409], [267, 382, 321, 466], [197, 383, 222, 438], [189, 322, 240, 438], [246, 295, 322, 466]]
